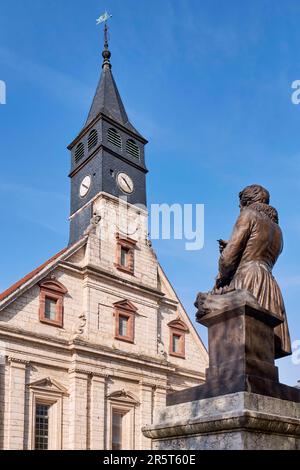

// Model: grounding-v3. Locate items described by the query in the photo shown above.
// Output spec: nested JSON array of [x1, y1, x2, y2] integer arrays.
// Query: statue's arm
[[218, 209, 252, 285]]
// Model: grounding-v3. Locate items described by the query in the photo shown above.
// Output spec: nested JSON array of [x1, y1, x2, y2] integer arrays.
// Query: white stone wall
[[0, 194, 208, 449]]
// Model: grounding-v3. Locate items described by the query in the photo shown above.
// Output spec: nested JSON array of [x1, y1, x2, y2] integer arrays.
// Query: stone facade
[[0, 192, 208, 450]]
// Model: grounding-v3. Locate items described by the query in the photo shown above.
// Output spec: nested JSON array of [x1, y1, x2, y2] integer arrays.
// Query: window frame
[[107, 390, 139, 451], [168, 319, 189, 359], [39, 279, 67, 328], [28, 378, 68, 450], [115, 235, 137, 275], [30, 392, 62, 450], [113, 300, 137, 344]]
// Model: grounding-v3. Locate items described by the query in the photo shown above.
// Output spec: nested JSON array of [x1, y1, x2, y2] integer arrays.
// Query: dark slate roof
[[85, 65, 144, 139]]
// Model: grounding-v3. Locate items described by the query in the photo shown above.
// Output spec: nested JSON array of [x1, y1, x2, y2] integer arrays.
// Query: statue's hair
[[250, 202, 279, 224], [239, 185, 270, 207]]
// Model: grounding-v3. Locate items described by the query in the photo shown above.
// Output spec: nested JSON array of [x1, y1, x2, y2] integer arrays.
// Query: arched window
[[88, 129, 98, 152], [39, 279, 68, 328], [107, 128, 122, 150], [74, 142, 84, 164], [168, 319, 189, 358], [126, 139, 140, 159]]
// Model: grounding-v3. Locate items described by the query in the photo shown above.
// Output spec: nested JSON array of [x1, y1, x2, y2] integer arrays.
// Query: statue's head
[[239, 185, 270, 208]]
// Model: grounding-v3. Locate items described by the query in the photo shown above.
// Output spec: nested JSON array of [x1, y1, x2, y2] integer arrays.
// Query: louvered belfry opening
[[88, 129, 98, 152], [107, 128, 122, 150], [126, 139, 140, 159], [75, 142, 85, 164]]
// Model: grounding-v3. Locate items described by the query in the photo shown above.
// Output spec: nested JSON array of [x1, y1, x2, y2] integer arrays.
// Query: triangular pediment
[[113, 299, 138, 312], [168, 318, 189, 332], [107, 389, 140, 405], [28, 377, 69, 395]]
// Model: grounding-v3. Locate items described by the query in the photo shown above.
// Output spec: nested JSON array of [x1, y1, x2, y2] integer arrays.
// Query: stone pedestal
[[142, 296, 300, 449], [143, 392, 300, 450]]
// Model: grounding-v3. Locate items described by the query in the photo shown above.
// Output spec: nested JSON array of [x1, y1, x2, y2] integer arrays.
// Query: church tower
[[68, 25, 148, 244]]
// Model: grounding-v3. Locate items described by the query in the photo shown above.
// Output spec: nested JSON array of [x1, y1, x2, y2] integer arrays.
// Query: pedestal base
[[143, 392, 300, 450]]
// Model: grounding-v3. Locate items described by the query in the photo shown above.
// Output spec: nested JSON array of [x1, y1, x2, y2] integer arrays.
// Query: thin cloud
[[0, 182, 67, 202], [0, 182, 68, 236], [280, 276, 300, 288], [0, 46, 92, 111]]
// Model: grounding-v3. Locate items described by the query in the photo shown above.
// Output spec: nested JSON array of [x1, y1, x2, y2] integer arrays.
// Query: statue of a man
[[195, 184, 291, 359]]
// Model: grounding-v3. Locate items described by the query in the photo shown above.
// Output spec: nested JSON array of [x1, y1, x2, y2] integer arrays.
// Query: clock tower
[[68, 31, 148, 244]]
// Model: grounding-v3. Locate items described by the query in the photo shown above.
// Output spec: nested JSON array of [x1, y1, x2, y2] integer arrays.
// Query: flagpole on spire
[[96, 11, 113, 69]]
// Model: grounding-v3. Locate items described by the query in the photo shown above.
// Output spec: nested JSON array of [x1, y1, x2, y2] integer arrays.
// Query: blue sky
[[1, 0, 300, 385]]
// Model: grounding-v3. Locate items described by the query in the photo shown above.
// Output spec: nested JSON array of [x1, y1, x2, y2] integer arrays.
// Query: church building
[[0, 31, 208, 450]]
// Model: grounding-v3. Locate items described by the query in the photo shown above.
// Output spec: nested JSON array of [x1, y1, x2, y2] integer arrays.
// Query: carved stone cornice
[[68, 367, 93, 377], [142, 409, 300, 440], [139, 380, 156, 389], [8, 356, 30, 366], [68, 367, 109, 379]]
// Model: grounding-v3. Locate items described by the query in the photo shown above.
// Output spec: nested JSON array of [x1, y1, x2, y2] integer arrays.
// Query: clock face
[[117, 172, 134, 194], [79, 175, 91, 198]]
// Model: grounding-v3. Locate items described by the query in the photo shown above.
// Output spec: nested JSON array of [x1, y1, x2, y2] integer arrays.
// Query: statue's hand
[[213, 273, 230, 291]]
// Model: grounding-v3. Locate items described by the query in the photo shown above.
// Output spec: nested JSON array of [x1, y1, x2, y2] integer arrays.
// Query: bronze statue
[[195, 184, 291, 359]]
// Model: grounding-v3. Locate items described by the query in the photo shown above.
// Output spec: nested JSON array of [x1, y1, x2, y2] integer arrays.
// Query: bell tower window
[[88, 129, 98, 151], [126, 139, 140, 159], [74, 142, 85, 164], [107, 128, 122, 150]]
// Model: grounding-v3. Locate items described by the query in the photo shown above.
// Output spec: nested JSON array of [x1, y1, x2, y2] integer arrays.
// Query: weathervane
[[96, 11, 112, 68], [97, 11, 112, 46]]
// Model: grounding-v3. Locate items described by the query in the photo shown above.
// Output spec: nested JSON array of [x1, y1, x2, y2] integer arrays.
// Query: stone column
[[7, 358, 28, 450], [90, 374, 107, 450], [153, 385, 167, 421], [68, 368, 89, 450], [139, 381, 154, 450]]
